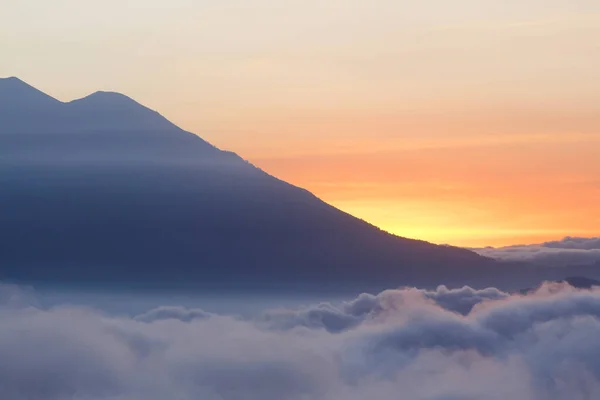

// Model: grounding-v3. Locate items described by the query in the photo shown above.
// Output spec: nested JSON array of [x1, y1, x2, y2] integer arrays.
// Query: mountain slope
[[1, 77, 500, 289]]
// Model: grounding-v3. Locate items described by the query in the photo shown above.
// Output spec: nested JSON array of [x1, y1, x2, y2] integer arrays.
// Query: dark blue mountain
[[2, 77, 585, 291]]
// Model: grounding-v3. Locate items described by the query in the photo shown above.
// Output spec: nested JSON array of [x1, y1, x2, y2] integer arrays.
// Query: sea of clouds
[[473, 237, 600, 267], [3, 280, 600, 399]]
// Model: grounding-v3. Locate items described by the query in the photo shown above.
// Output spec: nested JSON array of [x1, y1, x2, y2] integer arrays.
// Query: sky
[[1, 0, 600, 246]]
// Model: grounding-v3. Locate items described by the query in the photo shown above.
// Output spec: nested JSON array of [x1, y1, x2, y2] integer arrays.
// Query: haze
[[2, 0, 600, 246]]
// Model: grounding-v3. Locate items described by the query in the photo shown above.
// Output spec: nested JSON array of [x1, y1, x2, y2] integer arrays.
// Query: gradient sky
[[2, 0, 600, 246]]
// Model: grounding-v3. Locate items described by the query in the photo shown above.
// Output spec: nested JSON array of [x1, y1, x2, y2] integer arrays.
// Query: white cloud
[[472, 237, 600, 266], [3, 281, 600, 399]]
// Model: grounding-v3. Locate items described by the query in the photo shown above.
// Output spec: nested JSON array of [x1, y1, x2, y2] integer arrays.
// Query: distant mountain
[[0, 77, 596, 290], [520, 276, 600, 294], [561, 276, 600, 288]]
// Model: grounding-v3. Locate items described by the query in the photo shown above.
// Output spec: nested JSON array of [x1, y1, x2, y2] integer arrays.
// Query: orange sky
[[2, 0, 600, 246], [240, 111, 600, 246]]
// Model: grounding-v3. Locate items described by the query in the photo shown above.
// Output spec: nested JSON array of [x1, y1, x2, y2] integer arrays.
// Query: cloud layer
[[472, 236, 600, 266], [3, 281, 600, 399]]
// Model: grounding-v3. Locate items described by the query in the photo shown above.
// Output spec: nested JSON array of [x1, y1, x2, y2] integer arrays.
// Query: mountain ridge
[[3, 77, 591, 291]]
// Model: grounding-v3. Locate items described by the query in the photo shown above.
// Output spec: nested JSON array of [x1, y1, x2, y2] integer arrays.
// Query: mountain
[[561, 276, 600, 288], [0, 77, 589, 291], [520, 276, 600, 294]]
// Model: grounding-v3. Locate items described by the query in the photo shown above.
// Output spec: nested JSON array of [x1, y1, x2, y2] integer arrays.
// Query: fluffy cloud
[[544, 237, 600, 250], [261, 286, 508, 333], [3, 281, 600, 399], [472, 237, 600, 267]]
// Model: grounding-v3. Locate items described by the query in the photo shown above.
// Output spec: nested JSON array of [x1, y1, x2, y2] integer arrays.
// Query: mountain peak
[[0, 76, 23, 83], [0, 76, 60, 106], [0, 76, 28, 85], [69, 90, 144, 109], [0, 77, 196, 138], [84, 90, 135, 101], [61, 88, 183, 134]]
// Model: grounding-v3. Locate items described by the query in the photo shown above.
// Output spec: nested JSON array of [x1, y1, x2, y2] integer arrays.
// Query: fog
[[3, 281, 600, 399]]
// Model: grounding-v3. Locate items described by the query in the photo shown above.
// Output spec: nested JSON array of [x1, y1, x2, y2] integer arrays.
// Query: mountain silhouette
[[519, 276, 600, 294], [2, 77, 585, 290]]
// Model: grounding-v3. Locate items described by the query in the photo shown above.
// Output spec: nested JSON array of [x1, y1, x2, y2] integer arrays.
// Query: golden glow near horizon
[[2, 0, 600, 246]]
